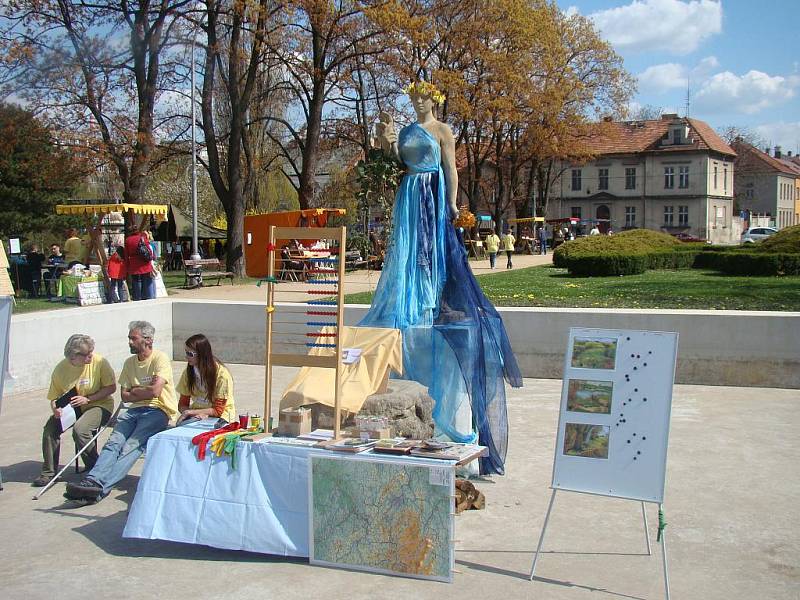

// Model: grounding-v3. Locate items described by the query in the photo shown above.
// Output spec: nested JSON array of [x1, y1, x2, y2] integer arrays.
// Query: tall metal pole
[[190, 30, 201, 262]]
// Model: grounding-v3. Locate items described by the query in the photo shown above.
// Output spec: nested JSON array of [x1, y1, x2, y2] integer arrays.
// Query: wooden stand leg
[[642, 501, 652, 556], [659, 503, 671, 600], [529, 488, 557, 580]]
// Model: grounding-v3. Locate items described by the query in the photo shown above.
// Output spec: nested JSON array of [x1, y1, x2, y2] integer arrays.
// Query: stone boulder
[[310, 379, 435, 439]]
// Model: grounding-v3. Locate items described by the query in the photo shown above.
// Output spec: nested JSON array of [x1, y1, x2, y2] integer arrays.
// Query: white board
[[0, 296, 12, 413], [551, 328, 678, 503], [77, 280, 106, 306], [153, 271, 168, 298]]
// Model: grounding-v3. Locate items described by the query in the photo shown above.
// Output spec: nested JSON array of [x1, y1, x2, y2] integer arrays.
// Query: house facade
[[732, 142, 800, 229], [552, 115, 737, 243]]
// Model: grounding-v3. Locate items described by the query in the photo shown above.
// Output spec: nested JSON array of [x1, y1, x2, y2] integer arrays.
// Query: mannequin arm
[[439, 126, 459, 219]]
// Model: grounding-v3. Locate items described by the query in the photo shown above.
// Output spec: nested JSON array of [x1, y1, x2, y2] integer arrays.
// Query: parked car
[[741, 227, 778, 243], [671, 231, 706, 243]]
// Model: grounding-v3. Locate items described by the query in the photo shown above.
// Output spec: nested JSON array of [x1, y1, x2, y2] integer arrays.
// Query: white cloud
[[694, 70, 798, 114], [638, 63, 688, 93], [692, 56, 719, 78], [588, 0, 722, 55], [753, 121, 800, 155]]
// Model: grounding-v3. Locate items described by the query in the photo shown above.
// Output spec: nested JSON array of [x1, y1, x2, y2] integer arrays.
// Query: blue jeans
[[109, 278, 126, 302], [86, 406, 168, 494], [488, 252, 497, 268], [540, 240, 547, 255], [131, 273, 155, 301]]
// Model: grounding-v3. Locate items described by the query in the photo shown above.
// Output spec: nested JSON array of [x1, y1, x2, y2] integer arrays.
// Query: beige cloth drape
[[280, 326, 402, 414]]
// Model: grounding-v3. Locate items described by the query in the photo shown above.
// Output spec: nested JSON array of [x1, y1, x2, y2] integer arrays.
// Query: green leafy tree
[[0, 104, 85, 239], [356, 148, 403, 248]]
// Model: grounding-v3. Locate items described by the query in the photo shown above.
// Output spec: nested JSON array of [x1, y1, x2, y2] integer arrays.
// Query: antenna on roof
[[684, 76, 691, 118]]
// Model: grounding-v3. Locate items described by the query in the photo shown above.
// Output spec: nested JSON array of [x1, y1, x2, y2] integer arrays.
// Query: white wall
[[7, 299, 173, 395], [8, 299, 800, 394]]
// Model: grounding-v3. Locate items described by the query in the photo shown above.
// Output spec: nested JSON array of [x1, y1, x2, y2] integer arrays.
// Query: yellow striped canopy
[[55, 203, 168, 217], [507, 217, 545, 224]]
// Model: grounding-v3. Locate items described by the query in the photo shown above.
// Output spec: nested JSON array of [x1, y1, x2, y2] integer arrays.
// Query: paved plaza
[[1, 362, 797, 600]]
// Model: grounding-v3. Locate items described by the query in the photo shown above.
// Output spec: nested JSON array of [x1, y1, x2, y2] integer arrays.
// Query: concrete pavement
[[1, 362, 798, 600]]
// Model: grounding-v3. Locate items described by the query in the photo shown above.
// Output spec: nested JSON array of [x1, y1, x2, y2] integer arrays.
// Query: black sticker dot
[[642, 436, 646, 440], [627, 440, 631, 444], [633, 456, 637, 460], [643, 397, 647, 402], [631, 354, 635, 358], [622, 419, 626, 423], [636, 354, 640, 359], [634, 388, 638, 392], [648, 351, 652, 355], [627, 337, 631, 341], [632, 433, 636, 437], [637, 451, 641, 455], [633, 366, 637, 370]]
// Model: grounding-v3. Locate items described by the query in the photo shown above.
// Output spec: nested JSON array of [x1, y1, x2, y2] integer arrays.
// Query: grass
[[344, 265, 800, 311]]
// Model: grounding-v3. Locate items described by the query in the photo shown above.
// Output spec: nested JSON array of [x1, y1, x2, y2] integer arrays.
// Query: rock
[[359, 380, 435, 439], [306, 380, 435, 439]]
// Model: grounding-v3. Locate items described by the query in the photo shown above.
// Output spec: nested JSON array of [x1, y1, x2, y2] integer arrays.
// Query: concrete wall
[[8, 299, 800, 394], [7, 299, 173, 395]]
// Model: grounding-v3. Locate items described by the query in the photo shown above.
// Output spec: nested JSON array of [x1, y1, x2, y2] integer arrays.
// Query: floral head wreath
[[403, 80, 446, 105]]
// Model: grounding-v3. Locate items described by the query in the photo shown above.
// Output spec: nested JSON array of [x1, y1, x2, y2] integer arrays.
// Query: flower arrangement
[[403, 80, 446, 105]]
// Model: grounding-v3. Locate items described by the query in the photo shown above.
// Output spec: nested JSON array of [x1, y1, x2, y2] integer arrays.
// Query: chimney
[[661, 113, 678, 120], [788, 151, 793, 157], [765, 147, 771, 155], [774, 146, 782, 159]]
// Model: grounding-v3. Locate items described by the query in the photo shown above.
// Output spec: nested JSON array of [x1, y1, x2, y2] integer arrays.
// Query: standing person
[[63, 228, 83, 268], [23, 244, 46, 298], [107, 246, 127, 303], [65, 321, 176, 504], [538, 227, 548, 255], [590, 224, 600, 235], [485, 229, 500, 269], [502, 229, 516, 269], [124, 229, 155, 301], [44, 244, 65, 297], [366, 81, 522, 476], [34, 335, 116, 487], [176, 334, 236, 424]]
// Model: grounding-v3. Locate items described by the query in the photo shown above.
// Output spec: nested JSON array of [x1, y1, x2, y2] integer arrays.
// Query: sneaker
[[63, 493, 98, 506], [32, 475, 56, 487], [65, 478, 102, 499]]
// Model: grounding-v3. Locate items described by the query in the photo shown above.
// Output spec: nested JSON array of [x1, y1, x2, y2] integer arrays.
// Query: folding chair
[[33, 402, 124, 500]]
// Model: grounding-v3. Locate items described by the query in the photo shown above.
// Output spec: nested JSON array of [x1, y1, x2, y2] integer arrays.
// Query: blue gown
[[359, 123, 523, 475]]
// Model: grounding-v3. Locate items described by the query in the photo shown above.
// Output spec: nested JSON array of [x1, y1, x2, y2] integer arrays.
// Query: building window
[[713, 165, 718, 188], [745, 182, 754, 199], [679, 166, 689, 188], [664, 167, 674, 189], [678, 205, 688, 226], [673, 128, 681, 144], [571, 206, 582, 219], [598, 168, 609, 190], [724, 167, 727, 192], [625, 168, 636, 190], [625, 206, 636, 227], [664, 205, 674, 226], [571, 169, 582, 191]]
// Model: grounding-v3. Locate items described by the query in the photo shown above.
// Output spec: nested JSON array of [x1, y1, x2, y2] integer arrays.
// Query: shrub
[[554, 229, 701, 276], [694, 250, 800, 275], [759, 224, 800, 253]]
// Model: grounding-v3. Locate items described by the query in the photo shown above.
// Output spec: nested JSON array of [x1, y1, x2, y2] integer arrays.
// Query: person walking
[[538, 227, 548, 256], [125, 229, 155, 301], [107, 246, 127, 303], [502, 229, 516, 269], [485, 229, 500, 269]]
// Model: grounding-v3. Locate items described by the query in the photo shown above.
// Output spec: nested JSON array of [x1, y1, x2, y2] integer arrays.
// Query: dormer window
[[672, 128, 682, 144]]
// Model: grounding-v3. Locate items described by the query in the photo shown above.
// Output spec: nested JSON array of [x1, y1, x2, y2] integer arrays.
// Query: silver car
[[741, 227, 778, 243]]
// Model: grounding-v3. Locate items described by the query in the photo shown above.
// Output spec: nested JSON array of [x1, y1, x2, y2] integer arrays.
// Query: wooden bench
[[183, 258, 235, 287]]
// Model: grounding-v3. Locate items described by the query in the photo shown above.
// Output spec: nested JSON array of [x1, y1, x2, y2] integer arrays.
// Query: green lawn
[[344, 265, 800, 311]]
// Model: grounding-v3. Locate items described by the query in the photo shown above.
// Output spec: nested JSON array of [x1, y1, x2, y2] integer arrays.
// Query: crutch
[[33, 402, 122, 500]]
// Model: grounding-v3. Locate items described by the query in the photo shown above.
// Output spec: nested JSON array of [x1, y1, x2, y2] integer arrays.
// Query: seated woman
[[34, 334, 116, 486], [176, 334, 236, 424]]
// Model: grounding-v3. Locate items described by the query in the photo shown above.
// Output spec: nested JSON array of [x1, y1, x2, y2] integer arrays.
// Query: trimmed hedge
[[554, 229, 703, 276], [694, 251, 800, 275]]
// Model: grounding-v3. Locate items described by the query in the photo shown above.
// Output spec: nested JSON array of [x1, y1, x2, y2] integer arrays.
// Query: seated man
[[33, 335, 116, 487], [65, 320, 177, 504]]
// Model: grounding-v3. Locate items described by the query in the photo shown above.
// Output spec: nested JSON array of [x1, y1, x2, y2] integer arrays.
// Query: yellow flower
[[403, 80, 446, 105]]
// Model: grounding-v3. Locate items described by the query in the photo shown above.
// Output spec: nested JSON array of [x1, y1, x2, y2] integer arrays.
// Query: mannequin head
[[404, 80, 445, 121]]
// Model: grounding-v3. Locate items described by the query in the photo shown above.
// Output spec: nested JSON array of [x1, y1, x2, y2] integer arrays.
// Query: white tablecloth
[[123, 421, 313, 556]]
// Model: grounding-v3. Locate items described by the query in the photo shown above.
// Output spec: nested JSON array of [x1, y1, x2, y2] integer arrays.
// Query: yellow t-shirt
[[176, 363, 236, 423], [119, 349, 178, 421], [63, 237, 83, 264], [501, 233, 516, 251], [485, 234, 500, 253], [47, 353, 116, 413]]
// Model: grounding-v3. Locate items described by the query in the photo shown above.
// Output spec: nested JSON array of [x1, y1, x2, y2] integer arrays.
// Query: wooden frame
[[264, 226, 347, 439]]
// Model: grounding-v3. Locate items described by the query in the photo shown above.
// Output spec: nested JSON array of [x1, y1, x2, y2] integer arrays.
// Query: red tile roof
[[732, 140, 800, 177], [585, 116, 735, 157]]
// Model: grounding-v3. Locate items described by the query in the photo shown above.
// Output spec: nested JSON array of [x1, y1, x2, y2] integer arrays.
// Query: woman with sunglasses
[[176, 334, 236, 424]]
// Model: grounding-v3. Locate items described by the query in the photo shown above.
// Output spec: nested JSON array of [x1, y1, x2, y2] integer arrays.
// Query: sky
[[558, 0, 800, 154]]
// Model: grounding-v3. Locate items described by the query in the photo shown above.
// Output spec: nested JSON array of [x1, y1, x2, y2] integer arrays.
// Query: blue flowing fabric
[[359, 123, 523, 475]]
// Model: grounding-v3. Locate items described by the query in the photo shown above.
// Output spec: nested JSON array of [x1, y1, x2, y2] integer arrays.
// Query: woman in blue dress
[[361, 82, 522, 475]]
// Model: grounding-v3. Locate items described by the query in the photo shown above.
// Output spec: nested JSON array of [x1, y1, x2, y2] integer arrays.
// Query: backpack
[[137, 235, 153, 261]]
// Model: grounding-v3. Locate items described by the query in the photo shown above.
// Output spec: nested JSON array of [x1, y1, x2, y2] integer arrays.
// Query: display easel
[[262, 226, 347, 439], [529, 328, 678, 600]]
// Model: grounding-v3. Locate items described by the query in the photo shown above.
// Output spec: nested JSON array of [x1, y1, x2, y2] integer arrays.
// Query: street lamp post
[[190, 31, 200, 263]]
